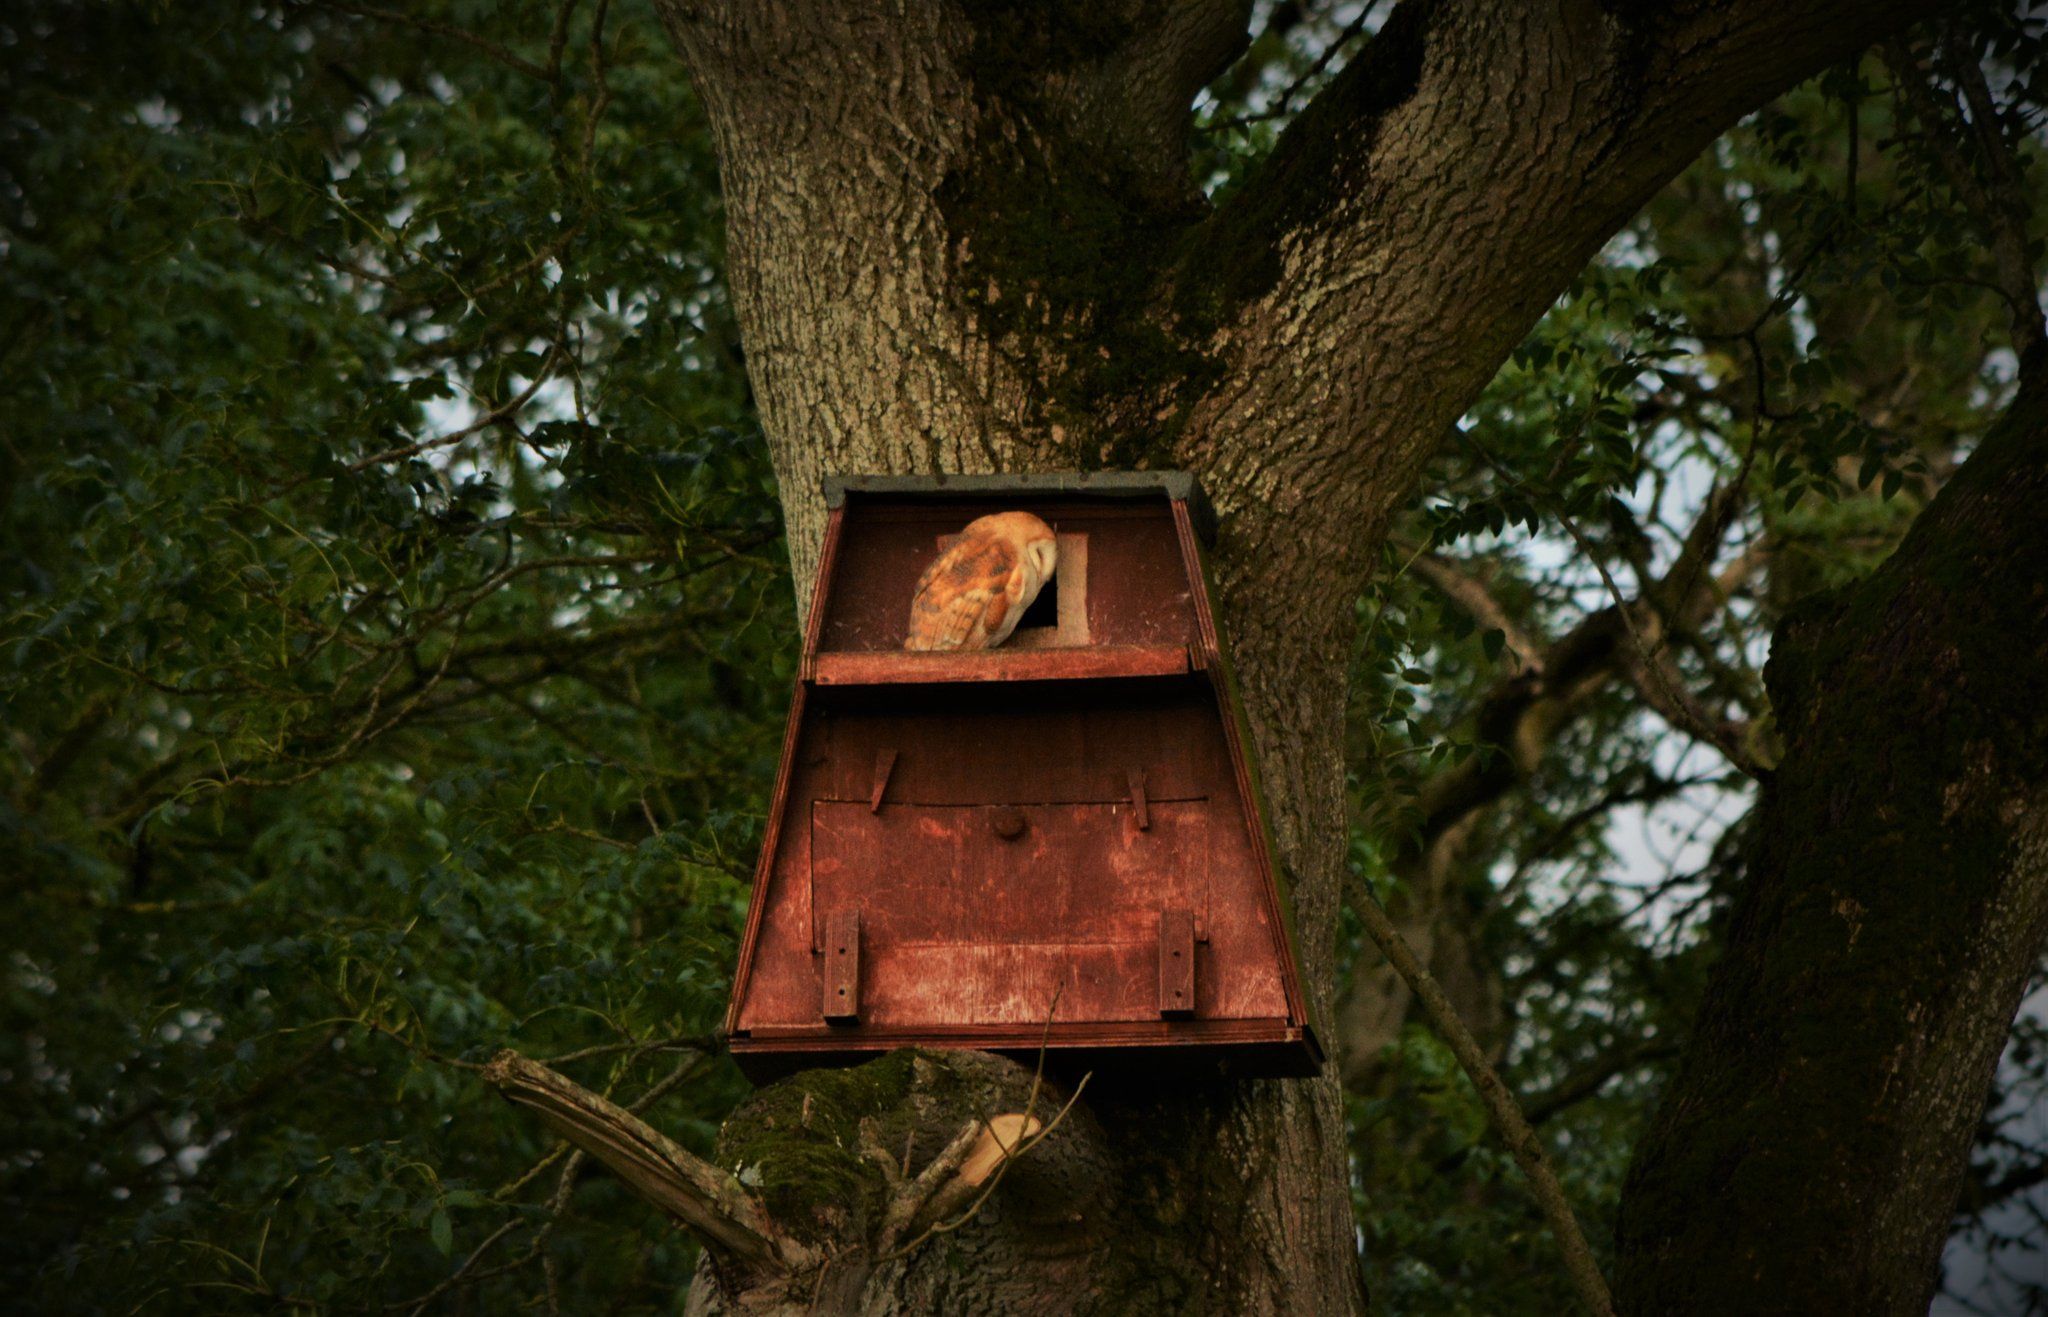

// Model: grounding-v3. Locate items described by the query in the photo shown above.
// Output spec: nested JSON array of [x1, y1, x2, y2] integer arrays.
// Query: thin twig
[[872, 986, 1088, 1260], [879, 1077, 1092, 1262], [1559, 504, 1761, 775], [1456, 432, 1765, 778], [1347, 876, 1617, 1317], [316, 2, 551, 80], [1207, 1, 1387, 133]]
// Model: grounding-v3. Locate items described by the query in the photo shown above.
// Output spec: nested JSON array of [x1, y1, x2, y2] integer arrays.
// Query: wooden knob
[[990, 807, 1028, 840]]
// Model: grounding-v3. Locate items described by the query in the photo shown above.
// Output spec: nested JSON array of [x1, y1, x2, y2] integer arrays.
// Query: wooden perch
[[482, 1050, 806, 1273]]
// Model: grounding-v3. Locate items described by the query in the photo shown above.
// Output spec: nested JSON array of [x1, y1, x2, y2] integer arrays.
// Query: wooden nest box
[[725, 472, 1322, 1080]]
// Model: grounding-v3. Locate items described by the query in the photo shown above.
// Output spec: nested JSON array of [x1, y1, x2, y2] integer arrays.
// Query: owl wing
[[905, 535, 1021, 651]]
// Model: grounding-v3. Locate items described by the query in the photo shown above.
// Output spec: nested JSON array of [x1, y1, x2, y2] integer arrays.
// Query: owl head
[[970, 511, 1057, 589]]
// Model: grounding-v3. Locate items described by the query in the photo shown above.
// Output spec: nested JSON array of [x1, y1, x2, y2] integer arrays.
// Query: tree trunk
[[1614, 366, 2048, 1315], [646, 2, 1938, 1309], [658, 5, 1365, 1307]]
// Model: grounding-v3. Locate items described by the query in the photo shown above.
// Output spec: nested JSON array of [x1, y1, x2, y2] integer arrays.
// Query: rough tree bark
[[639, 2, 1938, 1310], [1613, 361, 2048, 1315]]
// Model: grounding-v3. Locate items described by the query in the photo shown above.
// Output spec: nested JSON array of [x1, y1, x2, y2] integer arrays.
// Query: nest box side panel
[[727, 716, 829, 1030], [1169, 497, 1317, 1039], [727, 505, 843, 1036]]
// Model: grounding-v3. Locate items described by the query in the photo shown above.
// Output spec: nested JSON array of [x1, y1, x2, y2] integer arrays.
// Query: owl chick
[[904, 511, 1057, 651]]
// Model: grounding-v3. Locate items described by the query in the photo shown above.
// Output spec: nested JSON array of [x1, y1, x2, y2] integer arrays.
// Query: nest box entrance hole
[[1017, 570, 1059, 631]]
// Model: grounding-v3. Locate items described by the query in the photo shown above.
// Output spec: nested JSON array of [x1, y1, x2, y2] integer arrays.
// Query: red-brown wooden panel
[[857, 943, 1156, 1025], [814, 693, 1229, 806], [810, 800, 1210, 949], [732, 891, 1288, 1030], [806, 800, 1213, 1027], [1076, 514, 1200, 646], [724, 707, 820, 1033], [729, 745, 1286, 1036]]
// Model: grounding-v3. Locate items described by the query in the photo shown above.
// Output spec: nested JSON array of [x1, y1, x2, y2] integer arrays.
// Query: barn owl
[[904, 511, 1058, 651]]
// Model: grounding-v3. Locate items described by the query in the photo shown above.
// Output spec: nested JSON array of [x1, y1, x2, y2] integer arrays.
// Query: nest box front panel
[[810, 800, 1211, 1024], [814, 694, 1227, 804], [733, 686, 1292, 1030]]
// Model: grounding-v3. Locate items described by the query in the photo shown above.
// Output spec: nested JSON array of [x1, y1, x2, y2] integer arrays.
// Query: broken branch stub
[[959, 1113, 1042, 1188]]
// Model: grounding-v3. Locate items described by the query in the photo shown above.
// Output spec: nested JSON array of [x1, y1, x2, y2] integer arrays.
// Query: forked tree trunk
[[1615, 366, 2048, 1316], [642, 2, 1940, 1310], [659, 7, 1365, 1308]]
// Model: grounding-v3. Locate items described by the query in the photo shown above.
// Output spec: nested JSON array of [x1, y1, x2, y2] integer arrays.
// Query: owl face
[[904, 510, 1058, 651], [1023, 530, 1058, 588]]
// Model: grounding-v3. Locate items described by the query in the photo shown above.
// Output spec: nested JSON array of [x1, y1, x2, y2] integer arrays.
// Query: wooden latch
[[824, 910, 861, 1023], [1128, 768, 1150, 831], [868, 749, 898, 813], [1159, 908, 1195, 1018]]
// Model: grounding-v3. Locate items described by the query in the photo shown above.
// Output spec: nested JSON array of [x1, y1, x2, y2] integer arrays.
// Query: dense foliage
[[4, 3, 783, 1308], [3, 2, 2043, 1313]]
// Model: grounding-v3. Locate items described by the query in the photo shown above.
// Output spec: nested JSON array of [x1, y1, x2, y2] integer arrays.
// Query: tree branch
[[1179, 0, 1939, 597], [1523, 1040, 1681, 1128], [1403, 548, 1543, 673], [1347, 876, 1617, 1317], [1338, 496, 1768, 1083], [1550, 503, 1768, 779], [1884, 40, 2048, 356], [1404, 490, 1764, 853], [481, 1050, 809, 1274]]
